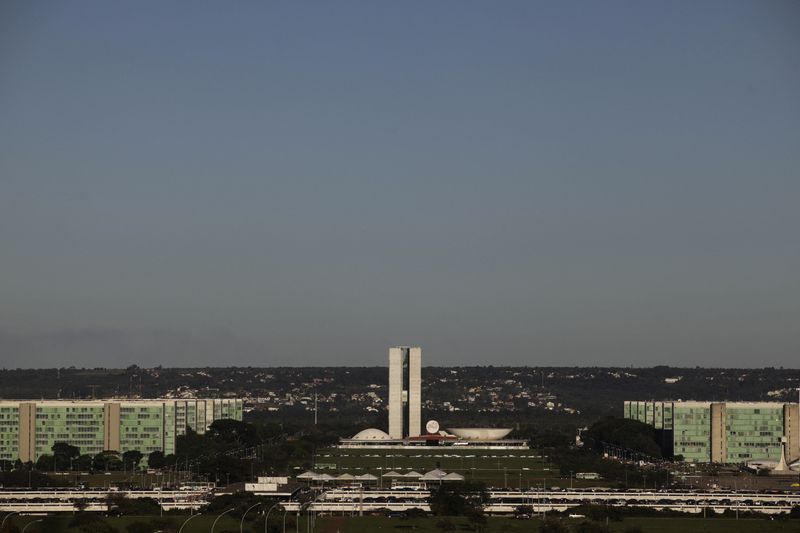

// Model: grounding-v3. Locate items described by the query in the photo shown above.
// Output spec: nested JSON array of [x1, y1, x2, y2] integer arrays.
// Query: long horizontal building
[[0, 398, 243, 463], [624, 400, 799, 464]]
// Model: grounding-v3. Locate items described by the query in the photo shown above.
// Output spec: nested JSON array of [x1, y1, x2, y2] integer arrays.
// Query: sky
[[1, 1, 799, 368]]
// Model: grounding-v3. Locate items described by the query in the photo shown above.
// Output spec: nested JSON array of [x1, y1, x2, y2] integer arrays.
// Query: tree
[[514, 505, 533, 518], [76, 454, 94, 471], [93, 451, 123, 471], [465, 506, 487, 532], [147, 450, 166, 469], [584, 417, 662, 458], [52, 442, 80, 470], [206, 419, 260, 448], [122, 450, 143, 470], [106, 492, 127, 513], [429, 483, 488, 517], [73, 498, 89, 513], [35, 454, 56, 471], [114, 497, 160, 516]]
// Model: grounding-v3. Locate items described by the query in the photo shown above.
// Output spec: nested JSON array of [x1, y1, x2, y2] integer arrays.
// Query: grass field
[[315, 448, 602, 488], [4, 513, 304, 533], [315, 516, 800, 533]]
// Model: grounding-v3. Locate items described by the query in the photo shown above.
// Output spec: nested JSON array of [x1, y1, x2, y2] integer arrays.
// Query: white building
[[388, 346, 422, 438]]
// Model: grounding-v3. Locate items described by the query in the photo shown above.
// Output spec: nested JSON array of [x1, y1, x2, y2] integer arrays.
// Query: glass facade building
[[0, 398, 243, 463], [624, 400, 799, 464]]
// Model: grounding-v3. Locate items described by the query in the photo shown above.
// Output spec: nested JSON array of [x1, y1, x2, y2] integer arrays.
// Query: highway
[[284, 487, 800, 516], [0, 488, 208, 512]]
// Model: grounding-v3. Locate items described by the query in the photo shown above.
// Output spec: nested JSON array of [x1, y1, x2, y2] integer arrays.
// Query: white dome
[[352, 428, 392, 440]]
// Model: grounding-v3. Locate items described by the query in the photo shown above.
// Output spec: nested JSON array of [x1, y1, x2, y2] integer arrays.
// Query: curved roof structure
[[351, 428, 392, 440], [420, 469, 447, 480], [447, 427, 512, 441]]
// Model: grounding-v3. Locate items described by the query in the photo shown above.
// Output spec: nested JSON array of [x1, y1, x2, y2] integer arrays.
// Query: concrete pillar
[[104, 402, 121, 452], [18, 402, 36, 463], [710, 402, 727, 463], [784, 403, 799, 463]]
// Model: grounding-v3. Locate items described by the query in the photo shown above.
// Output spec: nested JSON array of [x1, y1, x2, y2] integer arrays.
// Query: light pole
[[212, 508, 235, 533], [177, 512, 201, 533], [241, 502, 263, 533], [264, 502, 281, 533], [22, 520, 44, 533], [282, 508, 290, 533], [2, 512, 20, 530]]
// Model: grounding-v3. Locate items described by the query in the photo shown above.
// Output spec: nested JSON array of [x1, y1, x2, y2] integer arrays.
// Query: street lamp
[[212, 508, 235, 533], [282, 508, 290, 533], [22, 520, 44, 533], [1, 512, 20, 530], [241, 502, 263, 533], [264, 502, 281, 533], [177, 513, 201, 533]]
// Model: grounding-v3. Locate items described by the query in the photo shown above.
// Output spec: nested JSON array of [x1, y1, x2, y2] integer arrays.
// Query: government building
[[624, 400, 799, 464], [0, 398, 242, 463]]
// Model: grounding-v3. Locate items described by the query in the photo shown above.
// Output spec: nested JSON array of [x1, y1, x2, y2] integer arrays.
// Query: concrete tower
[[408, 347, 422, 438], [388, 347, 404, 439], [388, 346, 422, 438]]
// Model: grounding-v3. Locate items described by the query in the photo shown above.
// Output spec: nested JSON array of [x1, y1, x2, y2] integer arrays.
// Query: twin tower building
[[388, 346, 422, 439]]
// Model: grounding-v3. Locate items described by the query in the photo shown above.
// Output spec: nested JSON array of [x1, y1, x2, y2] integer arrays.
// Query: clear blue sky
[[1, 1, 798, 367]]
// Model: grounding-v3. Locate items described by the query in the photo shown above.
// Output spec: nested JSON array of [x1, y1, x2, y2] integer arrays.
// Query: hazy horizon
[[2, 1, 799, 368]]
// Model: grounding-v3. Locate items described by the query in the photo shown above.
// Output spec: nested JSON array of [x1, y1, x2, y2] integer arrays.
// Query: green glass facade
[[0, 399, 243, 463], [0, 405, 19, 461], [624, 400, 797, 464], [119, 404, 165, 455], [726, 405, 784, 461], [35, 403, 106, 459], [672, 403, 711, 462]]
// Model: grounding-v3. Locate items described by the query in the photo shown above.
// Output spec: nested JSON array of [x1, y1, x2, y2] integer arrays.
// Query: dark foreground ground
[[4, 514, 799, 533]]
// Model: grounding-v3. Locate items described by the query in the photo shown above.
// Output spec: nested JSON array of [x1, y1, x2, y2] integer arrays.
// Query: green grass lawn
[[314, 515, 800, 533], [4, 513, 301, 533]]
